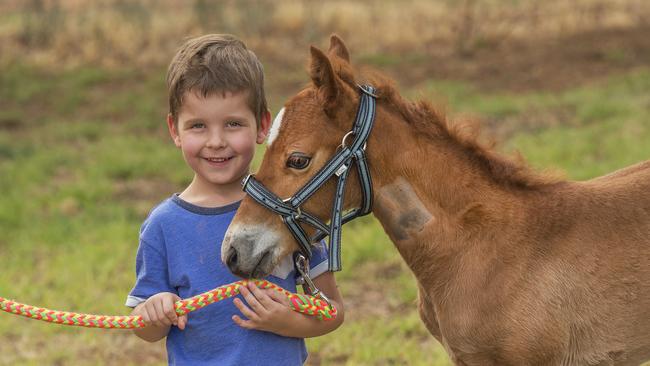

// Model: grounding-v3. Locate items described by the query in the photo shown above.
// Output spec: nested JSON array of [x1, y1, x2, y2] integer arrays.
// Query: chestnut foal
[[222, 36, 650, 365]]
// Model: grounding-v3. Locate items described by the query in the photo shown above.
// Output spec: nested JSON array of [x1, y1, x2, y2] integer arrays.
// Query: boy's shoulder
[[139, 195, 241, 240], [139, 195, 180, 237], [144, 195, 179, 222]]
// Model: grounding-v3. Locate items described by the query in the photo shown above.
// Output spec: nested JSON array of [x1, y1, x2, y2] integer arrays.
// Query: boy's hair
[[167, 34, 268, 126]]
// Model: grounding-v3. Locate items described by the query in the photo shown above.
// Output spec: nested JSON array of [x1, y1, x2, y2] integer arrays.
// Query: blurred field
[[1, 1, 650, 365]]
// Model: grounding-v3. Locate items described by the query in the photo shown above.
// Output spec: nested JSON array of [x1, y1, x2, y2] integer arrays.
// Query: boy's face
[[167, 90, 270, 191]]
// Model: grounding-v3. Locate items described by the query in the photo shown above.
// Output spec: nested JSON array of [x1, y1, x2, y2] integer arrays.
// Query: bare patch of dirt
[[113, 177, 178, 203], [0, 117, 22, 131], [484, 105, 578, 140], [390, 25, 650, 92]]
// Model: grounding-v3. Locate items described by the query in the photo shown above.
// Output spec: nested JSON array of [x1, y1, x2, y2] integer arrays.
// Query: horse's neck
[[367, 114, 524, 292]]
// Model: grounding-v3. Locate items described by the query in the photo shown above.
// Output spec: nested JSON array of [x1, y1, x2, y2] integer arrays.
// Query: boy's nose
[[206, 132, 227, 148]]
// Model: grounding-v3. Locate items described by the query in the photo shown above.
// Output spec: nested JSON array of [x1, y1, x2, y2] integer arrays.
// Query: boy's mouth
[[204, 156, 235, 167], [205, 156, 234, 163]]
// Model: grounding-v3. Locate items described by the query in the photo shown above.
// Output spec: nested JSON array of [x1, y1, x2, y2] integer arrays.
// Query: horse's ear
[[328, 34, 350, 62], [310, 46, 341, 117]]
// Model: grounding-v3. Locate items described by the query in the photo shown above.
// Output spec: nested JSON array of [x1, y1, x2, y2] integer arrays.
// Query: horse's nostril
[[227, 248, 238, 267]]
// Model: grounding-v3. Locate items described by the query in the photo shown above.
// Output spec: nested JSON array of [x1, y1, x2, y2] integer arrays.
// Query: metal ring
[[356, 84, 378, 98], [294, 253, 308, 273], [340, 131, 355, 149], [294, 207, 302, 220]]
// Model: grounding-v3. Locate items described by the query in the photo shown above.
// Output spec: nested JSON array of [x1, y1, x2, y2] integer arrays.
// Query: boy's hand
[[232, 282, 295, 334], [135, 292, 187, 330]]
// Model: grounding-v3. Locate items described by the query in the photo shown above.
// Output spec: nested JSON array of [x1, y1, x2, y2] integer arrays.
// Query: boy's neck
[[179, 174, 246, 208]]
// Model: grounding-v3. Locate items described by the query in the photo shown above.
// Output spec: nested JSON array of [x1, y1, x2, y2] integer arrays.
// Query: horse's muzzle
[[222, 225, 279, 278]]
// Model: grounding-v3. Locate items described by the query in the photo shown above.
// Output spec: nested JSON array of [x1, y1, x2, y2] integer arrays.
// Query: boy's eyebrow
[[222, 110, 255, 119], [179, 117, 205, 125], [219, 112, 256, 124], [180, 114, 253, 125]]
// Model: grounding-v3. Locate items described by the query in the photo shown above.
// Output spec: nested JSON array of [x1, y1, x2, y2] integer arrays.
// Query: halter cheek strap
[[242, 85, 377, 272]]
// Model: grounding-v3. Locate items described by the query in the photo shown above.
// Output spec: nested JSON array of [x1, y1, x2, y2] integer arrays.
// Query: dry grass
[[1, 0, 648, 69]]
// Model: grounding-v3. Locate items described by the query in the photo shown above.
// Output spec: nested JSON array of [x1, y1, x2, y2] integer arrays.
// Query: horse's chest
[[417, 291, 495, 363], [418, 291, 561, 366]]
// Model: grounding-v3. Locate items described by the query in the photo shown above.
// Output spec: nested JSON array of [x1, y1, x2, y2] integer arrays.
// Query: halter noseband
[[242, 85, 377, 271]]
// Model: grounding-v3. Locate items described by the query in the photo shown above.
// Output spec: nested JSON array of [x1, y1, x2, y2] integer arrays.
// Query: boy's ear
[[256, 110, 272, 144], [167, 114, 181, 147]]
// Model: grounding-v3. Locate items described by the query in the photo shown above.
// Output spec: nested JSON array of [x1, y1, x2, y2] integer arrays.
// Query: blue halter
[[241, 85, 377, 272]]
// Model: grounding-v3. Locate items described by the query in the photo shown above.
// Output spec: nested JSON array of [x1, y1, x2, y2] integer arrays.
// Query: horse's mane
[[356, 69, 563, 189]]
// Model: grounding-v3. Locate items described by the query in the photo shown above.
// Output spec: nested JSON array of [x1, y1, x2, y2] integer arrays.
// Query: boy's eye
[[226, 120, 242, 127], [190, 122, 205, 129], [286, 152, 311, 170]]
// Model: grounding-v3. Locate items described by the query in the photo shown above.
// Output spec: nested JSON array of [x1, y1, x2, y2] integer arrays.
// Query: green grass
[[1, 63, 649, 365]]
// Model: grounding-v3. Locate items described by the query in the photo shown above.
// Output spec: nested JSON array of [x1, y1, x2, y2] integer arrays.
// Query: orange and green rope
[[0, 279, 336, 329]]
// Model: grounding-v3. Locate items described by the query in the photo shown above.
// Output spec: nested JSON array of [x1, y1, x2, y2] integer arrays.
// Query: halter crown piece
[[242, 85, 377, 271]]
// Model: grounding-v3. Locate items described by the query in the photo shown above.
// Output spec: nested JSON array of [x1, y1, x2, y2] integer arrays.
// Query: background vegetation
[[1, 1, 649, 365]]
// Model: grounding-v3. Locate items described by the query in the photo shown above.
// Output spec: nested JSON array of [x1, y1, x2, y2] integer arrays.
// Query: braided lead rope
[[0, 279, 337, 329]]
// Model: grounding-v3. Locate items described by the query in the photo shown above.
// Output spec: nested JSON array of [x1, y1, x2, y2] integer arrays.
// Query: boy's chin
[[202, 171, 249, 187]]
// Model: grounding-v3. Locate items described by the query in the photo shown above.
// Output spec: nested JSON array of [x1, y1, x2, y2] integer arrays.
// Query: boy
[[126, 34, 344, 365]]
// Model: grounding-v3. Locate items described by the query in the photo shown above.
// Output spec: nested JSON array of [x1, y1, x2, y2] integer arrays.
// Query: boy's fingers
[[240, 284, 266, 312], [177, 315, 187, 330], [232, 315, 254, 329], [145, 304, 159, 325], [152, 300, 170, 327], [267, 289, 290, 307], [247, 282, 276, 309], [233, 297, 260, 322], [163, 297, 178, 324], [140, 306, 152, 325]]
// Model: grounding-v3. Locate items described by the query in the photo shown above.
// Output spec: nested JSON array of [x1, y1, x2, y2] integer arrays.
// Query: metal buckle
[[241, 174, 253, 189], [294, 253, 331, 306], [282, 198, 303, 220], [357, 84, 378, 98], [293, 207, 302, 220]]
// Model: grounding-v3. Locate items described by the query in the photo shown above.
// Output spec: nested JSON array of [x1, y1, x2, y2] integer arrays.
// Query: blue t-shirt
[[126, 194, 329, 366]]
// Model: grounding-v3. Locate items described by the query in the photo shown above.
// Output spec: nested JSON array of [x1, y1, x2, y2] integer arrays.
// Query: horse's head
[[221, 35, 371, 278]]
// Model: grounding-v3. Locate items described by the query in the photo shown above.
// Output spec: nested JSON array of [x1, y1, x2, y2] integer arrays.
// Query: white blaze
[[267, 107, 285, 146]]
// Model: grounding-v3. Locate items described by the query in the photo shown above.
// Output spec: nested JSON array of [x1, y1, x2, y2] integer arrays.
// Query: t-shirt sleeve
[[125, 238, 175, 308], [309, 240, 330, 279]]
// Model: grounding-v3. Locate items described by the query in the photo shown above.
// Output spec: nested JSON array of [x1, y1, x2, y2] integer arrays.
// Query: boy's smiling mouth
[[204, 156, 234, 163], [203, 156, 236, 168]]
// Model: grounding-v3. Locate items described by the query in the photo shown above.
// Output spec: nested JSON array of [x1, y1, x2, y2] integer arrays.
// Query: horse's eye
[[286, 153, 311, 169]]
